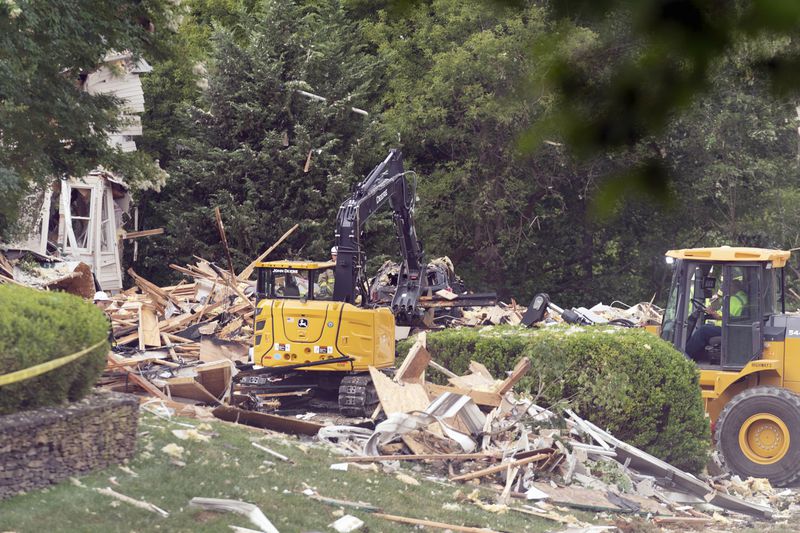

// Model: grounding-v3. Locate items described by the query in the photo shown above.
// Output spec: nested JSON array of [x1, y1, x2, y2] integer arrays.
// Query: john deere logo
[[298, 318, 308, 328]]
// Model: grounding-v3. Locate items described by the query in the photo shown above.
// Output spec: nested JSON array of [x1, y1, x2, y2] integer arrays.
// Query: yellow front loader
[[659, 246, 800, 486]]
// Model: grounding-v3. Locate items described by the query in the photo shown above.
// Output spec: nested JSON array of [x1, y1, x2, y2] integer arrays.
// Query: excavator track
[[338, 373, 379, 418]]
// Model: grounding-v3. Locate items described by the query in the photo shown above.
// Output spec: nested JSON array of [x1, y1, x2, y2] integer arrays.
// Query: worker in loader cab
[[686, 279, 748, 360]]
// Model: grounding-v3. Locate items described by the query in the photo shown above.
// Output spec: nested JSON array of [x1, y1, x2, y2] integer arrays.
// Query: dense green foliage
[[134, 0, 384, 277], [399, 326, 709, 472], [5, 0, 800, 309], [0, 286, 109, 415], [525, 0, 800, 205], [127, 0, 800, 309], [0, 0, 173, 237]]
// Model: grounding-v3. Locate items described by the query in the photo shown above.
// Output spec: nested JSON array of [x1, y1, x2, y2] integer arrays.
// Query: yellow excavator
[[239, 150, 434, 416]]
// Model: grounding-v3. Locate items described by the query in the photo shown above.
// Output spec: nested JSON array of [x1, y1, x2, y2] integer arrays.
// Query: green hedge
[[0, 285, 109, 415], [399, 326, 709, 472]]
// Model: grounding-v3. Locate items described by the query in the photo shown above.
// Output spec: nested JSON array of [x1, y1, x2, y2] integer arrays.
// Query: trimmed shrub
[[399, 325, 709, 472], [0, 285, 109, 415]]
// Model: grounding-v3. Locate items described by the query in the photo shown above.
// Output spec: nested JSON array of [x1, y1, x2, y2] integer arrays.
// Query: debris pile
[[0, 249, 96, 298], [449, 301, 525, 327], [311, 334, 789, 529], [97, 257, 256, 410], [542, 300, 663, 328], [369, 256, 466, 304]]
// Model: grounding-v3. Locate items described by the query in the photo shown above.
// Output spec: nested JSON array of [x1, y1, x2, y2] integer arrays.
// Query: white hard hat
[[331, 246, 338, 254], [93, 291, 110, 302]]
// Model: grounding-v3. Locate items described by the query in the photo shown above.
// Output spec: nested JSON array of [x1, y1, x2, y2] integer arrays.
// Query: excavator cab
[[256, 261, 336, 301]]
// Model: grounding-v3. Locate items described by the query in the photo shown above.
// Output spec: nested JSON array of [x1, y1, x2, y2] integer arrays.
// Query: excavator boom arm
[[332, 149, 425, 324]]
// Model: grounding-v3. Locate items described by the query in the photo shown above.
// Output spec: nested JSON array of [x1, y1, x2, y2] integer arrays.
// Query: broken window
[[69, 187, 93, 249], [100, 190, 114, 252]]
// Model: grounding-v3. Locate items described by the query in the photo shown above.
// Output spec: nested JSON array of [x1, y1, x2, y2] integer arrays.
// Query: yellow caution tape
[[0, 338, 107, 387]]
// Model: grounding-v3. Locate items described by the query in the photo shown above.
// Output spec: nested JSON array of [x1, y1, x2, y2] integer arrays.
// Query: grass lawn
[[0, 410, 589, 532]]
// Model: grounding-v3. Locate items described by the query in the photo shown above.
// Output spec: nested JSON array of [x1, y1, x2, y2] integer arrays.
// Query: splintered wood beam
[[428, 359, 458, 379], [343, 452, 500, 462], [238, 223, 299, 280], [214, 207, 237, 281], [496, 356, 531, 395], [394, 339, 431, 384], [424, 383, 501, 407], [122, 228, 164, 239], [373, 513, 500, 533], [449, 453, 550, 482]]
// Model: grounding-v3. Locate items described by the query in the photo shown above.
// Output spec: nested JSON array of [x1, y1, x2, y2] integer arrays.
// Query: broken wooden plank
[[199, 336, 249, 363], [212, 405, 324, 436], [343, 452, 500, 462], [128, 267, 181, 310], [425, 382, 501, 408], [447, 361, 498, 391], [238, 223, 299, 280], [251, 442, 292, 463], [435, 288, 459, 300], [138, 302, 161, 349], [121, 228, 164, 239], [165, 377, 222, 404], [169, 263, 216, 280], [306, 492, 380, 513], [428, 359, 458, 379], [394, 339, 431, 384], [214, 207, 239, 288], [373, 513, 500, 533], [508, 505, 576, 525], [216, 316, 244, 338], [652, 516, 713, 525], [496, 356, 531, 395], [450, 453, 550, 482], [193, 359, 234, 399], [95, 487, 169, 517], [122, 368, 171, 401]]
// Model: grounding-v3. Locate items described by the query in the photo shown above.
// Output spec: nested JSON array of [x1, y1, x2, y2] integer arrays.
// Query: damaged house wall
[[7, 53, 151, 293]]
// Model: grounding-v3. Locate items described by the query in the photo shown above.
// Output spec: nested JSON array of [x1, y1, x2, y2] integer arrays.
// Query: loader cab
[[660, 247, 788, 370], [255, 260, 337, 302]]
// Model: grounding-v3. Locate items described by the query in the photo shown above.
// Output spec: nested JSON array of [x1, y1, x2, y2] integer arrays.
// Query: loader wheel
[[715, 386, 800, 487]]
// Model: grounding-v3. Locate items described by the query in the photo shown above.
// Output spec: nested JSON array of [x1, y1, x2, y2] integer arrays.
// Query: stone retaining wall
[[0, 391, 139, 499]]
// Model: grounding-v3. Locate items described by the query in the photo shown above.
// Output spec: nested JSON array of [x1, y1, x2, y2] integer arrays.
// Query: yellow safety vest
[[730, 290, 747, 318]]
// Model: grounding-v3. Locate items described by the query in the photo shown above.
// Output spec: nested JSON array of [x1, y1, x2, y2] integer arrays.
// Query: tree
[[361, 0, 639, 302], [135, 0, 383, 281], [524, 0, 800, 206], [0, 0, 171, 237]]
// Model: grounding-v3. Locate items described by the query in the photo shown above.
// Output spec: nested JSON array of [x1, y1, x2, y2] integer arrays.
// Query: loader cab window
[[761, 267, 783, 316], [660, 265, 681, 345], [722, 265, 762, 369], [664, 260, 764, 370]]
